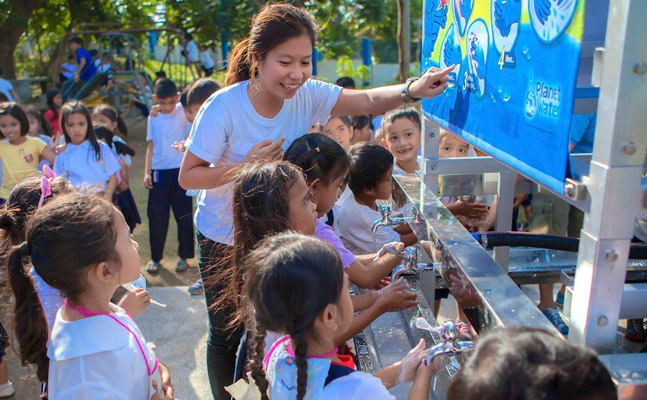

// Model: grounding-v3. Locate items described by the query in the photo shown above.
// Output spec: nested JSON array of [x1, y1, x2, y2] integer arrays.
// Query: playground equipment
[[53, 22, 197, 117], [356, 1, 647, 398]]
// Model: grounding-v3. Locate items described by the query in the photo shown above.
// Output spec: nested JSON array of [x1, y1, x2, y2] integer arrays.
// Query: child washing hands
[[228, 232, 444, 400]]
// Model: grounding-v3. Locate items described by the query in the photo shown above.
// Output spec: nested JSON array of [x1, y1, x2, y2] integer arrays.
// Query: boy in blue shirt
[[61, 37, 97, 100], [144, 78, 195, 273]]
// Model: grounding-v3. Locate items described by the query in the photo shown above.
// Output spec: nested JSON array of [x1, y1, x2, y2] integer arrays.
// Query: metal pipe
[[473, 232, 647, 259]]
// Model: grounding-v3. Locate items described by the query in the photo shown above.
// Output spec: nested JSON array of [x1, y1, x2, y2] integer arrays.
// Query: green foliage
[[11, 0, 425, 78], [335, 55, 369, 84]]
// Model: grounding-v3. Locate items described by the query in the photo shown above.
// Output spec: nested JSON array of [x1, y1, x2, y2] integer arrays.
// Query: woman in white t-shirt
[[179, 3, 452, 398]]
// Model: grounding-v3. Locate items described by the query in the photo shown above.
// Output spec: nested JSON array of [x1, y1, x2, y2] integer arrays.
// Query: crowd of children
[[0, 2, 626, 400]]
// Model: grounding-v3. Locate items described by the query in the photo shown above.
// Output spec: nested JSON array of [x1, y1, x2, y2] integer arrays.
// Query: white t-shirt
[[47, 304, 156, 400], [146, 103, 188, 170], [53, 140, 121, 193], [200, 51, 215, 69], [62, 62, 77, 79], [186, 40, 199, 62], [0, 78, 14, 102], [185, 78, 342, 244], [335, 195, 400, 255]]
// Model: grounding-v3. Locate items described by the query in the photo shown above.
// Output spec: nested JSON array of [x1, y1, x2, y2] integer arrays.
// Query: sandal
[[146, 261, 160, 274], [176, 260, 190, 273]]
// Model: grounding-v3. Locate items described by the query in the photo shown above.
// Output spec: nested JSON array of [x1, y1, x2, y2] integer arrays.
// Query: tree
[[396, 0, 411, 82], [0, 0, 42, 79]]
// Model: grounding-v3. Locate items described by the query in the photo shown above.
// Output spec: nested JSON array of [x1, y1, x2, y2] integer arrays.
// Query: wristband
[[401, 78, 421, 104]]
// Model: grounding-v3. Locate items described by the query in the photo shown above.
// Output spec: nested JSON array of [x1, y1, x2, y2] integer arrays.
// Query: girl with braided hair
[[239, 232, 443, 400]]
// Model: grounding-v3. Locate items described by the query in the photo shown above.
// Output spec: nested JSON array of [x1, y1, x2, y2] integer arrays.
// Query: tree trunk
[[0, 0, 42, 79], [396, 0, 410, 82]]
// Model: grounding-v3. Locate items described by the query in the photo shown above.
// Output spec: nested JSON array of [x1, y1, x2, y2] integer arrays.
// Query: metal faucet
[[392, 246, 441, 280], [371, 205, 424, 233]]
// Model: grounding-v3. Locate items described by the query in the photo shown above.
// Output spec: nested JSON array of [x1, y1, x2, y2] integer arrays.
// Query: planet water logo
[[525, 76, 561, 119]]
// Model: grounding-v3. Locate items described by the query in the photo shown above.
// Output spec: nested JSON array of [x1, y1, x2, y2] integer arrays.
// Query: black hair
[[348, 143, 394, 195], [89, 49, 98, 58], [94, 125, 135, 157], [0, 93, 8, 103], [245, 232, 345, 400], [155, 78, 178, 99], [0, 102, 30, 137], [283, 133, 350, 185], [447, 327, 617, 400], [93, 104, 128, 136], [213, 161, 303, 330], [23, 106, 53, 137], [179, 90, 188, 108], [60, 101, 102, 161], [6, 193, 120, 382], [155, 70, 167, 79], [226, 4, 318, 86], [335, 76, 355, 89], [187, 78, 220, 107], [325, 115, 352, 129], [46, 90, 61, 113], [350, 115, 373, 131], [382, 107, 421, 131], [68, 54, 75, 61], [0, 175, 74, 247], [69, 37, 83, 46]]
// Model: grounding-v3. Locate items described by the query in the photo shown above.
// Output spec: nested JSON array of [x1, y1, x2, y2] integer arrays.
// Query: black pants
[[197, 231, 244, 400], [147, 168, 194, 263], [202, 66, 214, 77]]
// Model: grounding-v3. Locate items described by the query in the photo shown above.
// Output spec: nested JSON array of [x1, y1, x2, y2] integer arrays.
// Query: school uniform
[[146, 103, 194, 263], [53, 140, 121, 194], [47, 304, 156, 399], [185, 78, 341, 399], [334, 195, 400, 255], [200, 50, 215, 76], [265, 336, 394, 400], [108, 138, 141, 232]]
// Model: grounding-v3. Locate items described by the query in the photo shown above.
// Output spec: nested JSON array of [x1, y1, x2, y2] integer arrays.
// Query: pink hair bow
[[37, 165, 57, 209]]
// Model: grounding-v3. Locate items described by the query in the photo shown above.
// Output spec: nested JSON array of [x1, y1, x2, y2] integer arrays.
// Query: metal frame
[[568, 0, 647, 351]]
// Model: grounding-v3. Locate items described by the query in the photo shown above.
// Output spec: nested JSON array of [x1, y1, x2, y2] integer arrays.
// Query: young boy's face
[[383, 118, 421, 164], [371, 166, 394, 201], [69, 42, 80, 52], [439, 132, 469, 158], [154, 94, 179, 115]]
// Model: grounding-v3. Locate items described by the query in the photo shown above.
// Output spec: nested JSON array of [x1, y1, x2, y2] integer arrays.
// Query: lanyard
[[63, 299, 159, 377]]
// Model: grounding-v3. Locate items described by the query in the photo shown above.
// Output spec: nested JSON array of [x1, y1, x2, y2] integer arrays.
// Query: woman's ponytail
[[7, 242, 49, 382], [225, 38, 252, 86]]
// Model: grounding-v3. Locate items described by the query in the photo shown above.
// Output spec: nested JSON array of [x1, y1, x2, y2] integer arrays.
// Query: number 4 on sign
[[499, 46, 506, 70]]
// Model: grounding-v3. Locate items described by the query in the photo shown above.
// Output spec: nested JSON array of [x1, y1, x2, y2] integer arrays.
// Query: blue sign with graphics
[[422, 0, 585, 193]]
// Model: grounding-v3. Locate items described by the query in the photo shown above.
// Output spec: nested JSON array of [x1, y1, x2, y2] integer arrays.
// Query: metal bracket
[[564, 178, 587, 201]]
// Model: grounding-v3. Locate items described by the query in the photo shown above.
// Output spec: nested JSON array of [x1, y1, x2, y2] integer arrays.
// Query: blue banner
[[421, 0, 586, 193]]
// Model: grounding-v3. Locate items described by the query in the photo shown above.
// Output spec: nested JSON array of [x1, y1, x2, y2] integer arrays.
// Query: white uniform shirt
[[185, 78, 342, 244], [334, 194, 400, 255], [185, 40, 199, 62], [146, 103, 188, 170], [47, 304, 156, 400], [53, 140, 121, 193], [200, 50, 215, 69]]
